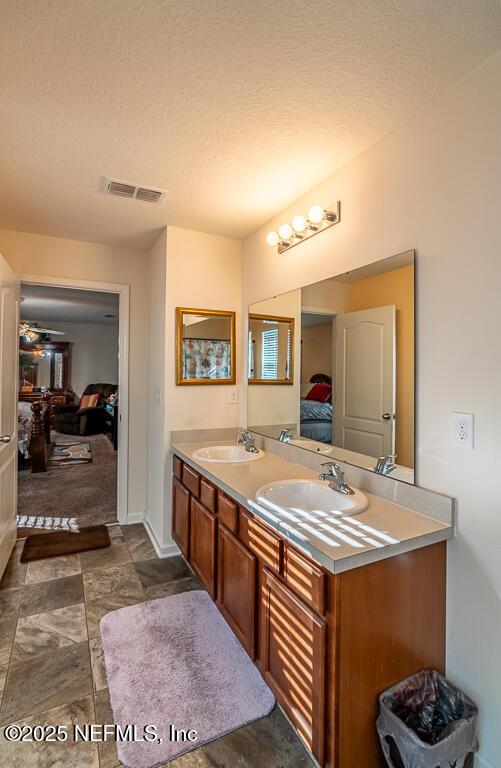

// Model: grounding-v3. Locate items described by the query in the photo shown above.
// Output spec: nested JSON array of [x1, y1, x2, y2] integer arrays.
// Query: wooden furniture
[[19, 395, 51, 473], [172, 455, 446, 768], [20, 340, 72, 390], [19, 340, 73, 427], [19, 390, 74, 428]]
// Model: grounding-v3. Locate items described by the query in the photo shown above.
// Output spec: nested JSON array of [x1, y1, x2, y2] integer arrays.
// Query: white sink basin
[[255, 479, 368, 518], [192, 445, 264, 463], [290, 438, 333, 455]]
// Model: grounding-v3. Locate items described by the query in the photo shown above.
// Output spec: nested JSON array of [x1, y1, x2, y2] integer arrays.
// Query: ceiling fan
[[19, 321, 66, 342]]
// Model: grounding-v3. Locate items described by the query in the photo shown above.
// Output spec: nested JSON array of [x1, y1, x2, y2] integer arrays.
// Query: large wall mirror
[[176, 307, 236, 385], [247, 250, 415, 484], [19, 341, 70, 392]]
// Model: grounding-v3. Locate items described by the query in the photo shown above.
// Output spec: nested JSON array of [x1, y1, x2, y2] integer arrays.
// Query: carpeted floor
[[18, 432, 117, 528]]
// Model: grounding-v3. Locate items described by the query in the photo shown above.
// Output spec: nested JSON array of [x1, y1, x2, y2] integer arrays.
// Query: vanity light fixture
[[266, 201, 341, 254], [266, 231, 279, 247]]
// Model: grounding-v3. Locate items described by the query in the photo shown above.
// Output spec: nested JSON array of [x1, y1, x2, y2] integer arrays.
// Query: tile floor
[[0, 524, 315, 768]]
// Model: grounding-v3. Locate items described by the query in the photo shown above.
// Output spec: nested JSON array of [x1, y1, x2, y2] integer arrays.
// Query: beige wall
[[146, 225, 242, 553], [301, 321, 332, 384], [36, 320, 119, 399], [247, 290, 302, 430], [183, 316, 231, 341], [347, 264, 414, 468], [0, 228, 149, 521], [241, 52, 501, 766], [146, 228, 168, 548], [165, 226, 242, 432]]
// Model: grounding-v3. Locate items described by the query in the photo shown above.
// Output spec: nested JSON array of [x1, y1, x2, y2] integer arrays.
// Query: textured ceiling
[[20, 284, 119, 324], [1, 0, 501, 249]]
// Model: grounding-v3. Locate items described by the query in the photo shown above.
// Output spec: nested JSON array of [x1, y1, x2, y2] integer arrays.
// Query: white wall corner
[[124, 511, 144, 525], [476, 753, 498, 768], [143, 517, 180, 559]]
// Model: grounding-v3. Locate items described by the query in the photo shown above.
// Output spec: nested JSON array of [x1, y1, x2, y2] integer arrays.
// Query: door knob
[[0, 435, 11, 443], [382, 413, 392, 421]]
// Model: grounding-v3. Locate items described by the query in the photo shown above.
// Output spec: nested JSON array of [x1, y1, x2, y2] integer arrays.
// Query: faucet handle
[[320, 461, 342, 476]]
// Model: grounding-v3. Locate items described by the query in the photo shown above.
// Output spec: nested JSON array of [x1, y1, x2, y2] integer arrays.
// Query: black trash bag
[[388, 670, 476, 745], [377, 670, 479, 768]]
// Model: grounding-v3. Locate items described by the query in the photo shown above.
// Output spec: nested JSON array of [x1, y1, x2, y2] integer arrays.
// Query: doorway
[[17, 275, 129, 529]]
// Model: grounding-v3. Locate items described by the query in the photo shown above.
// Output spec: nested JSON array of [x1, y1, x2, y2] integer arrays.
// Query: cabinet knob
[[0, 435, 11, 443]]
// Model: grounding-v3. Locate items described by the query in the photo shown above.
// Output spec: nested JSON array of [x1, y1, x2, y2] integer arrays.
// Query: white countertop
[[173, 440, 454, 574]]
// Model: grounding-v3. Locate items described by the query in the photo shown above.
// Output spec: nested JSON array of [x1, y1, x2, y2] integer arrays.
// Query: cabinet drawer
[[173, 455, 183, 480], [218, 491, 238, 534], [182, 464, 200, 497], [200, 478, 216, 513], [239, 509, 281, 574], [284, 545, 326, 615]]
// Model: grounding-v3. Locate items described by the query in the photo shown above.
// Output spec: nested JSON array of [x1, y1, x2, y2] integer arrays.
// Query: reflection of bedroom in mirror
[[247, 250, 415, 484]]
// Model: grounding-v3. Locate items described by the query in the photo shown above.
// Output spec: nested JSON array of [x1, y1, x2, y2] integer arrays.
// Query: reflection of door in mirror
[[176, 308, 236, 385], [332, 306, 395, 458], [299, 253, 414, 471], [248, 314, 294, 384]]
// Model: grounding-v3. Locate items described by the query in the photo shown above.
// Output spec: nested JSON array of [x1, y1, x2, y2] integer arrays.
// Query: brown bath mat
[[21, 524, 111, 562]]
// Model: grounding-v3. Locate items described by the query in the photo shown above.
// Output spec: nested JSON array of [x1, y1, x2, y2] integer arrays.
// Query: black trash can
[[376, 669, 479, 768]]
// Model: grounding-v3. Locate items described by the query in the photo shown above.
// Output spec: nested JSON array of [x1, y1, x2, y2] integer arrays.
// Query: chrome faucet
[[237, 430, 259, 454], [374, 454, 397, 476], [278, 429, 293, 443], [319, 461, 354, 495]]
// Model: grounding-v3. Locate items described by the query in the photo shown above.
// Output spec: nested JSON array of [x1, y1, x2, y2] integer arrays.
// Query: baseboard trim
[[143, 518, 180, 559], [477, 754, 498, 768], [124, 511, 144, 525]]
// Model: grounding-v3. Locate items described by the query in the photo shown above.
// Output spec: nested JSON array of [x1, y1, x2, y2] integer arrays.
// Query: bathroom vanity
[[171, 440, 453, 768]]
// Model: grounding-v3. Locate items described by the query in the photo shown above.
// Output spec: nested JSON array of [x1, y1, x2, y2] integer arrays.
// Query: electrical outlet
[[228, 387, 239, 405], [452, 412, 474, 448]]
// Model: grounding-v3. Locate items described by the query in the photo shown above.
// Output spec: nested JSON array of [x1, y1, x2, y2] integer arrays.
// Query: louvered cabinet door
[[262, 569, 326, 764]]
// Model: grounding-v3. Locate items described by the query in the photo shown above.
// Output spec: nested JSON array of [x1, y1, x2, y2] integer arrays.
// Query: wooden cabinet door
[[262, 569, 326, 764], [172, 477, 190, 559], [217, 525, 257, 659], [190, 497, 217, 597]]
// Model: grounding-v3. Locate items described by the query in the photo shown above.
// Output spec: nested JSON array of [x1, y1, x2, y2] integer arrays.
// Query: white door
[[0, 254, 20, 579], [333, 305, 396, 458]]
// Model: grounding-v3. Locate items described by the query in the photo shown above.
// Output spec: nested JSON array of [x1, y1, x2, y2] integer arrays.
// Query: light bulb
[[308, 205, 325, 224], [292, 215, 307, 233], [266, 231, 279, 247], [278, 223, 293, 240]]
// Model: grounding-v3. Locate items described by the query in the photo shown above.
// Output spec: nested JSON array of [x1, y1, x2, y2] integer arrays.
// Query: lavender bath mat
[[100, 590, 275, 768]]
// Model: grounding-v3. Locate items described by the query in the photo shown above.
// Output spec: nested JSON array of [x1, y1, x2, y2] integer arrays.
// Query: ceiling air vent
[[103, 178, 167, 204]]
